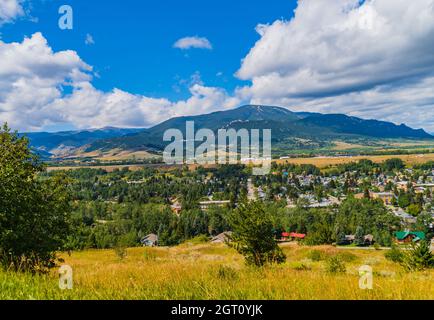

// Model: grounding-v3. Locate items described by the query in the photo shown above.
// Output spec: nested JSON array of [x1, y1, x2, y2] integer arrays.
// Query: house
[[364, 234, 375, 246], [394, 231, 426, 244], [141, 234, 158, 247], [342, 235, 355, 245], [371, 192, 395, 205], [414, 186, 426, 194], [396, 181, 410, 192], [340, 234, 374, 246], [199, 200, 231, 211], [210, 231, 232, 244], [393, 208, 417, 224], [291, 233, 306, 240], [280, 232, 306, 242], [415, 183, 434, 191], [281, 232, 291, 241]]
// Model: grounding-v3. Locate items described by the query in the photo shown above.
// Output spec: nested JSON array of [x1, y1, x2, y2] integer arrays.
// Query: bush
[[228, 202, 286, 267], [384, 245, 404, 263], [307, 250, 326, 262], [338, 252, 357, 263], [326, 256, 346, 274], [114, 246, 127, 260], [217, 265, 238, 280], [400, 241, 434, 272], [186, 235, 210, 245]]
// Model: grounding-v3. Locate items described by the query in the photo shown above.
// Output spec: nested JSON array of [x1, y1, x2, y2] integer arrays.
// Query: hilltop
[[22, 105, 434, 159]]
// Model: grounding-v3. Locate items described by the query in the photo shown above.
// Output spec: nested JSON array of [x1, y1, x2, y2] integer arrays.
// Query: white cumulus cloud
[[0, 0, 25, 25], [0, 33, 238, 131], [173, 36, 213, 50], [237, 0, 434, 131]]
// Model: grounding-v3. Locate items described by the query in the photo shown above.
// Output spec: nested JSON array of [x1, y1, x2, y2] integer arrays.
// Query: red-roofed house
[[281, 232, 306, 242], [290, 232, 306, 240]]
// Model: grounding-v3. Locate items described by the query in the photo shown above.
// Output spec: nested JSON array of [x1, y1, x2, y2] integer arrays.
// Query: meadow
[[1, 243, 433, 300], [275, 153, 434, 168], [46, 153, 434, 172]]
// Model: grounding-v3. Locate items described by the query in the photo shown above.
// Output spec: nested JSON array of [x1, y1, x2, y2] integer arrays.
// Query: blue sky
[[2, 0, 297, 101], [1, 0, 434, 132]]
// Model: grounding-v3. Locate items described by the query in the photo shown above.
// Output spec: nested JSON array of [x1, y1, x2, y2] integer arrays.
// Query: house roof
[[290, 232, 306, 239], [211, 231, 232, 243], [364, 234, 374, 242], [395, 231, 426, 241], [142, 234, 158, 243]]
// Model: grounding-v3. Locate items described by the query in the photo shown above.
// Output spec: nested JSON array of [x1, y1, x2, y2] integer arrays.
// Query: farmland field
[[1, 244, 433, 300], [46, 153, 434, 172], [276, 153, 434, 168]]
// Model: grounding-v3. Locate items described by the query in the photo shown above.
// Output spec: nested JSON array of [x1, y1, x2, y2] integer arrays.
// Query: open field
[[67, 149, 159, 161], [46, 153, 434, 172], [1, 244, 433, 300], [276, 153, 434, 168]]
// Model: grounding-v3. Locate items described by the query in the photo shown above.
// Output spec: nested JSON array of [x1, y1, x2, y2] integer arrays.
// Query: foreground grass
[[0, 244, 433, 300]]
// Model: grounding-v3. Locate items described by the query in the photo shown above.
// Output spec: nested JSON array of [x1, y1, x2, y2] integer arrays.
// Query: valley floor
[[0, 244, 433, 300]]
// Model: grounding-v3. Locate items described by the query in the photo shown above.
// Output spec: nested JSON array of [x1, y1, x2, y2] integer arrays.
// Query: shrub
[[217, 265, 238, 280], [400, 241, 434, 272], [384, 245, 404, 263], [326, 256, 346, 274], [338, 252, 357, 263], [307, 250, 326, 262], [114, 246, 127, 260], [228, 202, 286, 267], [187, 235, 210, 245]]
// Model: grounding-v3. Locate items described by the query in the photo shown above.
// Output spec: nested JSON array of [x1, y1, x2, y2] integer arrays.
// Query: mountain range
[[23, 105, 433, 159]]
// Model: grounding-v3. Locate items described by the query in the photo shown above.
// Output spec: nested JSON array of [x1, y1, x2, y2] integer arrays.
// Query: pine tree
[[228, 201, 286, 267], [354, 226, 365, 246], [401, 241, 434, 271]]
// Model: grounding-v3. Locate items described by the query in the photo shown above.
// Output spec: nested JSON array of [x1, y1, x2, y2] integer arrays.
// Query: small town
[[1, 0, 434, 304], [158, 158, 434, 250]]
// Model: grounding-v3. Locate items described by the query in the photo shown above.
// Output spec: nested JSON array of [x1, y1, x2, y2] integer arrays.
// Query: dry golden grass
[[275, 154, 434, 168], [331, 141, 368, 151], [1, 244, 432, 300], [47, 153, 434, 172]]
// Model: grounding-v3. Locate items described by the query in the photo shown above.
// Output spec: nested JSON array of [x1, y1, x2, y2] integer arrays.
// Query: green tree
[[228, 201, 286, 267], [398, 192, 412, 208], [400, 241, 434, 271], [0, 124, 71, 272], [383, 158, 405, 172], [354, 226, 365, 246], [407, 204, 422, 217]]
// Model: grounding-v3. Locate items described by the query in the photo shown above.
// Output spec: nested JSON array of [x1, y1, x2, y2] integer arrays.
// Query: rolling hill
[[22, 105, 434, 159], [23, 127, 143, 158]]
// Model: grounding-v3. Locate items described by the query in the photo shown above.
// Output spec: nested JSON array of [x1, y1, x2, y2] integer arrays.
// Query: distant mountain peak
[[23, 104, 433, 159]]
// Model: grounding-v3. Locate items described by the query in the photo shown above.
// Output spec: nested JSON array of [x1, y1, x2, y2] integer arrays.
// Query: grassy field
[[275, 153, 434, 168], [46, 153, 434, 172], [1, 243, 433, 300]]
